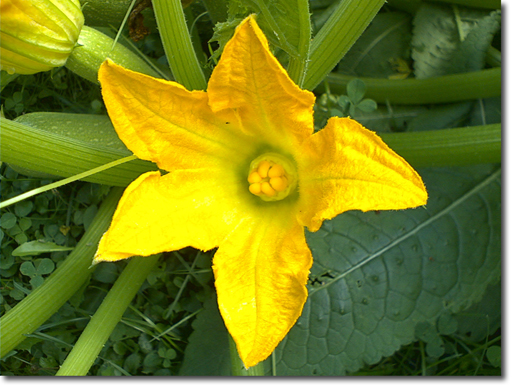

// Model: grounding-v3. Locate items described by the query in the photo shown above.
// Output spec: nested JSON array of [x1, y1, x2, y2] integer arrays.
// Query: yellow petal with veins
[[297, 117, 428, 232], [207, 14, 315, 150], [213, 210, 312, 368], [95, 168, 246, 262], [99, 60, 252, 173]]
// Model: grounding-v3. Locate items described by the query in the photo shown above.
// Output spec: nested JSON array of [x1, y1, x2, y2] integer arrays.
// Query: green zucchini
[[65, 26, 161, 84]]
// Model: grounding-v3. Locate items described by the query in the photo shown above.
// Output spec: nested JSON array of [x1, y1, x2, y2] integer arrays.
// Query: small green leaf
[[20, 261, 36, 277], [14, 201, 34, 218], [143, 351, 162, 368], [346, 79, 366, 104], [486, 346, 501, 367], [425, 336, 445, 358], [9, 288, 25, 301], [124, 353, 142, 374], [337, 95, 351, 113], [14, 233, 27, 245], [12, 241, 73, 257], [437, 313, 458, 335], [83, 205, 98, 230], [1, 213, 17, 229], [30, 275, 45, 289], [330, 108, 344, 118], [44, 224, 60, 238], [35, 258, 55, 275], [39, 355, 58, 369], [18, 218, 32, 232], [93, 262, 119, 284], [356, 98, 378, 113]]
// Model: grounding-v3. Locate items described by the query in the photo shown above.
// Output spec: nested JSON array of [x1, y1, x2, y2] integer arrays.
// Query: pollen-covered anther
[[247, 153, 297, 202]]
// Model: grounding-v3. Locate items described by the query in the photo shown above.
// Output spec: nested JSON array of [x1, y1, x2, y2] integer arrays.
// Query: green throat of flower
[[247, 152, 297, 201]]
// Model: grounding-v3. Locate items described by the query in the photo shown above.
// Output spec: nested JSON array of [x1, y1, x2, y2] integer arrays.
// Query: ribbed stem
[[56, 254, 161, 376], [286, 0, 311, 88], [381, 123, 501, 168], [0, 187, 123, 359], [0, 117, 156, 187], [319, 68, 501, 105], [304, 0, 386, 91], [153, 0, 207, 90]]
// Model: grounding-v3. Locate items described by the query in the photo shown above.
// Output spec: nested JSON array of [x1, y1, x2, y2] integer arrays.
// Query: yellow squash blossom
[[95, 15, 427, 368]]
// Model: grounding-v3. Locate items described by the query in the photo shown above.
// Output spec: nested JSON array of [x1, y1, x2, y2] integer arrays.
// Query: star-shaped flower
[[95, 15, 427, 368]]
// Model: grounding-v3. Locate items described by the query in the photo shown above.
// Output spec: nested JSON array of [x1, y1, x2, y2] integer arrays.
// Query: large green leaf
[[275, 165, 501, 375], [337, 11, 412, 78], [210, 0, 309, 59], [411, 4, 500, 79], [241, 0, 308, 56], [180, 165, 501, 375]]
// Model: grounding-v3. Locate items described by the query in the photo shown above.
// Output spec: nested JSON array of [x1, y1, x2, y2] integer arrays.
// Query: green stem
[[228, 335, 265, 376], [319, 67, 501, 105], [0, 117, 156, 187], [153, 0, 207, 90], [286, 0, 311, 88], [56, 254, 161, 376], [0, 155, 137, 209], [381, 123, 501, 168], [0, 187, 124, 359], [66, 26, 160, 84], [304, 0, 386, 91]]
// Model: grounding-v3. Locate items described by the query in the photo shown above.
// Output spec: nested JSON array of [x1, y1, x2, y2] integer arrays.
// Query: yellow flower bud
[[0, 0, 84, 74]]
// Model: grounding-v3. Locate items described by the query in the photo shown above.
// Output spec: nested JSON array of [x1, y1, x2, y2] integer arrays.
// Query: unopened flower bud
[[0, 0, 84, 74]]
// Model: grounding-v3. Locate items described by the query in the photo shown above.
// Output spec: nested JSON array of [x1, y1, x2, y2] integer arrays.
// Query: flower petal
[[95, 168, 247, 262], [207, 15, 315, 149], [99, 60, 251, 172], [297, 117, 428, 232], [213, 209, 312, 368]]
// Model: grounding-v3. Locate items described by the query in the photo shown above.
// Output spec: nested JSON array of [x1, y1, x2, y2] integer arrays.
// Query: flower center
[[247, 153, 297, 201]]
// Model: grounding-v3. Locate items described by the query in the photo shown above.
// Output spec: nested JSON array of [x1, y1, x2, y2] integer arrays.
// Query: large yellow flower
[[95, 15, 427, 368]]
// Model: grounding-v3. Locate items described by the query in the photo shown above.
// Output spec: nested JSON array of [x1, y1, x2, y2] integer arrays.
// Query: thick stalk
[[286, 0, 312, 88], [380, 123, 501, 168], [153, 0, 207, 90], [0, 187, 123, 358], [229, 335, 265, 376], [56, 254, 161, 376], [319, 68, 501, 105], [304, 0, 386, 91], [0, 118, 156, 187]]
